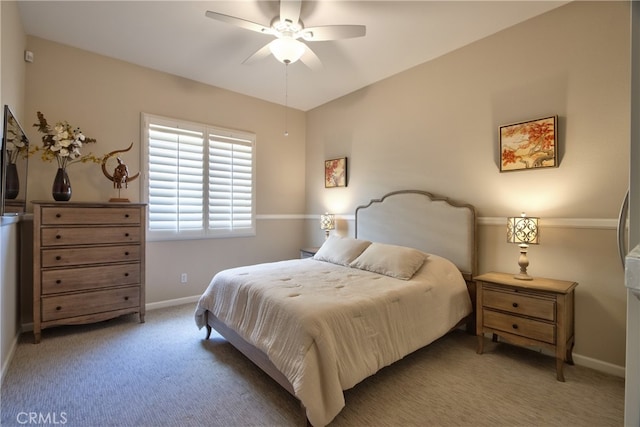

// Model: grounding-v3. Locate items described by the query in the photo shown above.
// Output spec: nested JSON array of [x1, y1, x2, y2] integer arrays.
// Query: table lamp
[[507, 213, 539, 280], [320, 213, 335, 239]]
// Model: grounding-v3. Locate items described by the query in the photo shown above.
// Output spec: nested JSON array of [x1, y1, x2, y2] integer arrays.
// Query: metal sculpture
[[101, 142, 140, 202]]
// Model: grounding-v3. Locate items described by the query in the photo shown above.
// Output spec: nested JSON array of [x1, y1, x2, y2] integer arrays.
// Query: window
[[142, 113, 255, 240]]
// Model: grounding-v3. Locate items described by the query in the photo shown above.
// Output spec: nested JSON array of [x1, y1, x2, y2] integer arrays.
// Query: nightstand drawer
[[483, 288, 555, 321], [484, 309, 556, 344]]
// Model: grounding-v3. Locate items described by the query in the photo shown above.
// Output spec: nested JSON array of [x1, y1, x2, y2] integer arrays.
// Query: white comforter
[[195, 254, 471, 426]]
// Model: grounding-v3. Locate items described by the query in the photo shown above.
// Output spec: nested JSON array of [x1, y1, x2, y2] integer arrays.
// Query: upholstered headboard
[[355, 190, 477, 280]]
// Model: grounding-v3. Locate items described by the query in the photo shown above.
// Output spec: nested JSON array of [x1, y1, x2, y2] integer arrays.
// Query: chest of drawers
[[475, 272, 577, 381], [32, 201, 146, 343]]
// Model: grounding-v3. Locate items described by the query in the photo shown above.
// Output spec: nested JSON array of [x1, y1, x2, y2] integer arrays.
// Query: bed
[[195, 190, 477, 426]]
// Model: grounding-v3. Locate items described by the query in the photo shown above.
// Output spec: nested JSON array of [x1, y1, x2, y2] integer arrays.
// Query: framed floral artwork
[[499, 115, 558, 172], [325, 157, 347, 188]]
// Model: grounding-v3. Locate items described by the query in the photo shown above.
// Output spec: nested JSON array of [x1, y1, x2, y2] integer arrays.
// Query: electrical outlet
[[180, 273, 188, 284]]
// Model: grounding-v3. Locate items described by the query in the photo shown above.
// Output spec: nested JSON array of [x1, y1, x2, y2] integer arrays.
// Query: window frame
[[141, 113, 256, 241]]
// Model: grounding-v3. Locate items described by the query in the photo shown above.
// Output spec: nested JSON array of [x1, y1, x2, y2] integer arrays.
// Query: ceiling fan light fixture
[[270, 37, 305, 64]]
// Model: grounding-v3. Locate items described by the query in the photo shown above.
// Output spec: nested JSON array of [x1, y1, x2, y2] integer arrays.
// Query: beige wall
[[22, 36, 308, 305], [305, 1, 630, 371]]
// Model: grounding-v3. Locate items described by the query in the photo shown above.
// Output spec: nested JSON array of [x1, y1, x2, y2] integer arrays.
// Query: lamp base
[[515, 245, 533, 280]]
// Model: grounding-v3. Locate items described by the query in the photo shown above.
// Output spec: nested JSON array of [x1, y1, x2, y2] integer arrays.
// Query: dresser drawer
[[41, 286, 140, 322], [41, 245, 140, 268], [41, 207, 141, 226], [483, 288, 555, 321], [483, 309, 556, 344], [41, 226, 141, 246], [41, 263, 141, 294]]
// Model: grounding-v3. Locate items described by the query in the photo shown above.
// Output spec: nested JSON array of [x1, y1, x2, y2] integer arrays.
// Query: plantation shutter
[[208, 133, 254, 232], [147, 121, 205, 233], [143, 113, 256, 240]]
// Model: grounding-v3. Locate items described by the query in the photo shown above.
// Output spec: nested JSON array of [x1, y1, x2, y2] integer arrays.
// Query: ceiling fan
[[205, 0, 366, 69]]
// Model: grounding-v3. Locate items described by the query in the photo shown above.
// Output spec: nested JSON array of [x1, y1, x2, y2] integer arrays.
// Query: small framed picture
[[325, 157, 347, 188], [499, 115, 558, 172]]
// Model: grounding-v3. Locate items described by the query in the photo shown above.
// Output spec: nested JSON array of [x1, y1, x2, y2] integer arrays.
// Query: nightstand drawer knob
[[512, 324, 519, 330], [56, 235, 61, 239], [56, 306, 62, 311], [124, 296, 129, 301], [56, 279, 62, 284], [512, 302, 519, 308], [55, 256, 62, 261]]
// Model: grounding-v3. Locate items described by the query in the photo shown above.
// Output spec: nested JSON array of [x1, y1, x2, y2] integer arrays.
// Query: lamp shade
[[320, 213, 335, 231], [269, 37, 305, 64], [507, 214, 539, 245]]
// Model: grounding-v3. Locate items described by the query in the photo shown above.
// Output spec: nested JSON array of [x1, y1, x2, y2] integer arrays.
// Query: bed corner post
[[300, 402, 311, 427], [465, 276, 477, 334], [204, 311, 212, 340]]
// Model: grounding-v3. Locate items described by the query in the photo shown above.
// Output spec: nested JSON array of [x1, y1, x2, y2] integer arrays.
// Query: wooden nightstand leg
[[477, 335, 484, 354], [556, 358, 565, 382]]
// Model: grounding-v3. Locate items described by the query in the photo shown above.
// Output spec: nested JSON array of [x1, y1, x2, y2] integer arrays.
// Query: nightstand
[[475, 271, 578, 381], [300, 247, 319, 259]]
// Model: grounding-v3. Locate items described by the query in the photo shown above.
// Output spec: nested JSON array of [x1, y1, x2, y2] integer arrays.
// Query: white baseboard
[[145, 295, 201, 311], [573, 353, 625, 378], [1, 333, 20, 387], [479, 333, 625, 378]]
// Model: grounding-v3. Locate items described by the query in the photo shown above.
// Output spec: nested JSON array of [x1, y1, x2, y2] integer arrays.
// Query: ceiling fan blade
[[242, 42, 273, 65], [302, 25, 366, 41], [299, 45, 322, 70], [205, 10, 272, 35], [279, 0, 301, 25]]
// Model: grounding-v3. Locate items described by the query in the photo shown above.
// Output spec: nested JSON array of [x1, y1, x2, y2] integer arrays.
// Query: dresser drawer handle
[[125, 233, 130, 237], [55, 256, 62, 261], [124, 251, 130, 256], [56, 235, 62, 239], [512, 324, 519, 330], [512, 302, 519, 308], [55, 279, 62, 284], [124, 273, 129, 277], [56, 306, 62, 311], [124, 296, 129, 301], [55, 213, 61, 218], [125, 214, 130, 218]]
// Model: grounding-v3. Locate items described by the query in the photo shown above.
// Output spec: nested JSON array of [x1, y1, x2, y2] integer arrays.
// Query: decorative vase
[[5, 162, 19, 199], [52, 167, 72, 201]]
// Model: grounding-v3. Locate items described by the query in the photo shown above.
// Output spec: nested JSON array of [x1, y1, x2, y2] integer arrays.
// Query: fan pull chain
[[284, 63, 289, 137]]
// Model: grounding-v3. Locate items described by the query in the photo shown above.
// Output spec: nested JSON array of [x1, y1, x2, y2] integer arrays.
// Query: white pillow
[[349, 242, 427, 280], [313, 236, 371, 266]]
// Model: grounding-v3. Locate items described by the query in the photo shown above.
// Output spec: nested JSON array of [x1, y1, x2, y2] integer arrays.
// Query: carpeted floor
[[1, 303, 624, 426]]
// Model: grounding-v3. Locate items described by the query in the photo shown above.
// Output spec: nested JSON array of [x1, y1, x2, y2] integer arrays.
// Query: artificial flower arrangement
[[32, 111, 102, 168]]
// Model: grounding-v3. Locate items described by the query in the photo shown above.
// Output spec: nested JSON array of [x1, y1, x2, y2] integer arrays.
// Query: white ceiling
[[17, 1, 569, 111]]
